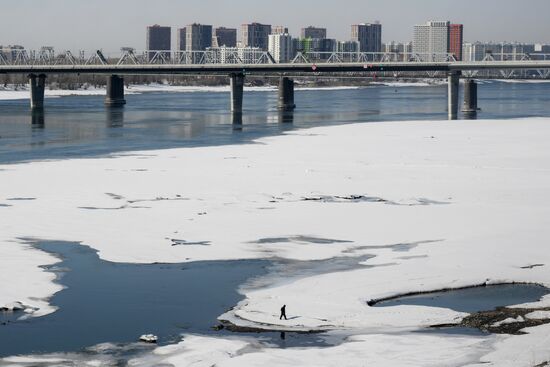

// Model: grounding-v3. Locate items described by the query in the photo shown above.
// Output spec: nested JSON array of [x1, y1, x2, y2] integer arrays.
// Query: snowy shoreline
[[0, 84, 365, 101], [1, 79, 547, 102], [2, 117, 550, 365]]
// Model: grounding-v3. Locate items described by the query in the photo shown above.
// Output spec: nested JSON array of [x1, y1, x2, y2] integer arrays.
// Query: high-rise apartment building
[[186, 24, 213, 51], [413, 21, 464, 61], [146, 25, 171, 51], [176, 28, 186, 51], [212, 27, 237, 48], [241, 23, 272, 50], [413, 21, 450, 61], [268, 33, 294, 63], [301, 26, 327, 40], [449, 24, 464, 60], [146, 25, 171, 60], [351, 22, 382, 52], [272, 26, 289, 35]]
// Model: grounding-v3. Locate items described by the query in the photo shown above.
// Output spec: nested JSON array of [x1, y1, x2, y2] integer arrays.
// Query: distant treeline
[[1, 74, 232, 89]]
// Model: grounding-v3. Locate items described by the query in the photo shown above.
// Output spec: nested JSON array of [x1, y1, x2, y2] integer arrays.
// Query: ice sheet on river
[[2, 117, 550, 365]]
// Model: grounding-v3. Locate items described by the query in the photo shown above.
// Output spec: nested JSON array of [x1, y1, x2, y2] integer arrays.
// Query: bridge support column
[[462, 79, 478, 116], [448, 71, 460, 120], [230, 73, 244, 114], [278, 77, 295, 111], [105, 75, 126, 107], [29, 74, 46, 109]]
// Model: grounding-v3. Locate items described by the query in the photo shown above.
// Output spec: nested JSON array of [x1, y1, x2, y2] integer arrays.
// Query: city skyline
[[1, 0, 550, 51]]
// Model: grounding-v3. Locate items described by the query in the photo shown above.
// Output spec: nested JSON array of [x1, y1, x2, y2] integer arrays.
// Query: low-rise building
[[463, 42, 536, 61]]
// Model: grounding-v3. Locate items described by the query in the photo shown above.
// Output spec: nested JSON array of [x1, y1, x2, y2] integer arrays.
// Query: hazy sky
[[2, 0, 550, 52]]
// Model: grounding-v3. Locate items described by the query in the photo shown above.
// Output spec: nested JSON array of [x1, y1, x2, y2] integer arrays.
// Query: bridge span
[[2, 54, 550, 120]]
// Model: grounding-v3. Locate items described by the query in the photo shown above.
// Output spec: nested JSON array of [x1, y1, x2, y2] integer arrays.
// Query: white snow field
[[0, 84, 267, 101], [2, 117, 550, 365]]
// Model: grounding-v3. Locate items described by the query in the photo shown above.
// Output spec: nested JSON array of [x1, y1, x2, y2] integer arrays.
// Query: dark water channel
[[0, 241, 326, 358], [1, 81, 550, 164]]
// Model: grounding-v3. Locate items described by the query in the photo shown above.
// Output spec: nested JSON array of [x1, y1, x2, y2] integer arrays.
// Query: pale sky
[[2, 0, 550, 52]]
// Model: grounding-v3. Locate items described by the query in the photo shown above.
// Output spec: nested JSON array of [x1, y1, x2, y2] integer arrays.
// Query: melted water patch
[[373, 284, 550, 313], [252, 236, 352, 245], [0, 241, 326, 358]]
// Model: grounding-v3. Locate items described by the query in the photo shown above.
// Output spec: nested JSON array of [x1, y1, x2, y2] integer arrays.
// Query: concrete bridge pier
[[462, 79, 478, 117], [230, 73, 245, 114], [448, 71, 460, 120], [29, 74, 46, 109], [105, 75, 126, 107], [278, 77, 296, 111]]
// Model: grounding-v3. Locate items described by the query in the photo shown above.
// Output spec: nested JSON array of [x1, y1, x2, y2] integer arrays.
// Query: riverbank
[[0, 79, 446, 101]]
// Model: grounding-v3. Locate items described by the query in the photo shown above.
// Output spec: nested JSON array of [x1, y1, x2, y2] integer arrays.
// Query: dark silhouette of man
[[280, 305, 287, 320]]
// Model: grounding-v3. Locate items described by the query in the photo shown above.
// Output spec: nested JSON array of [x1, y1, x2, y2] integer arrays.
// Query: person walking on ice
[[280, 305, 287, 320]]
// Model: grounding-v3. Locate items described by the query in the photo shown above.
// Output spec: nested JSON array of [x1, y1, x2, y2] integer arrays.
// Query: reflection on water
[[1, 81, 550, 164], [462, 111, 478, 120], [106, 107, 124, 128], [278, 110, 294, 124], [31, 108, 45, 128]]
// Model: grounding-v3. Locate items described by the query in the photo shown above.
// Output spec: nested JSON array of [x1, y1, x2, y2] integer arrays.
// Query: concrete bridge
[[2, 49, 550, 120]]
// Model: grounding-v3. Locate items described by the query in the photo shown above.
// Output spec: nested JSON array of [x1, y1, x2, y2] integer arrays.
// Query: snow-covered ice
[[138, 334, 158, 344], [1, 301, 24, 311], [126, 333, 494, 367], [525, 310, 550, 320], [2, 117, 550, 365], [491, 316, 525, 328]]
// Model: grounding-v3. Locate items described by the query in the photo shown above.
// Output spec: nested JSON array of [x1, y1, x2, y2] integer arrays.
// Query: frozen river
[[2, 81, 550, 366]]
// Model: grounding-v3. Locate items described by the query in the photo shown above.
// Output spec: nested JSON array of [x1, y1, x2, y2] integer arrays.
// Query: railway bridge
[[2, 49, 550, 120]]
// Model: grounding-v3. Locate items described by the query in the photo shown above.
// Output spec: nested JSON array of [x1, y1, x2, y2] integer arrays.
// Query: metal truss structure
[[1, 48, 550, 79]]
